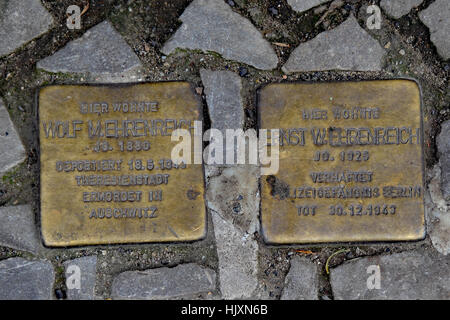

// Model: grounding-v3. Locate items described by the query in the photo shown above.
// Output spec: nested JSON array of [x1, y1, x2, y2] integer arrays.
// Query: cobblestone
[[111, 263, 216, 299], [0, 205, 39, 254], [162, 0, 278, 70], [0, 98, 26, 175], [64, 256, 97, 300], [330, 251, 450, 299], [37, 21, 143, 81], [0, 258, 54, 300], [282, 15, 385, 72], [0, 0, 54, 57], [419, 0, 450, 60]]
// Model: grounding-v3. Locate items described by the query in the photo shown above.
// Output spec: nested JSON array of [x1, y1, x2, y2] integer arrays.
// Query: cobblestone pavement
[[0, 0, 448, 300]]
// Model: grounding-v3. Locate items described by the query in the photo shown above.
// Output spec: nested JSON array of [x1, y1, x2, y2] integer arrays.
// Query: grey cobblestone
[[0, 257, 54, 300], [206, 165, 260, 299], [287, 0, 331, 14], [0, 205, 39, 254], [200, 69, 244, 132], [426, 165, 450, 255], [330, 251, 450, 299], [111, 263, 216, 299], [162, 0, 278, 70], [419, 0, 450, 60], [0, 0, 54, 57], [64, 256, 97, 300], [437, 120, 450, 201], [37, 21, 143, 82], [380, 0, 424, 19], [201, 67, 260, 299], [0, 98, 26, 175], [201, 69, 244, 164], [210, 209, 259, 299], [281, 256, 319, 300], [282, 15, 385, 72]]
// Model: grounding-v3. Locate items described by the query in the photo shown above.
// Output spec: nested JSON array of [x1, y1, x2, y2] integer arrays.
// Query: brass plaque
[[39, 83, 206, 246], [259, 80, 425, 243]]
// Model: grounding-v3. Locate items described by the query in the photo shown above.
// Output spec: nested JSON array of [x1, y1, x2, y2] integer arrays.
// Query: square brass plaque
[[39, 82, 206, 246], [259, 80, 425, 243]]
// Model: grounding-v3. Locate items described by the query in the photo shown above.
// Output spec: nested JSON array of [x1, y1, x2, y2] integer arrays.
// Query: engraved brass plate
[[39, 83, 205, 246], [259, 80, 425, 243]]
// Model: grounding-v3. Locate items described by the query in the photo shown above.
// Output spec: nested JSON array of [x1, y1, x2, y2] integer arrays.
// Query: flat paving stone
[[437, 120, 450, 201], [162, 0, 278, 70], [0, 205, 39, 254], [282, 15, 385, 72], [330, 251, 450, 299], [287, 0, 331, 13], [428, 122, 450, 256], [0, 0, 54, 57], [64, 256, 97, 300], [380, 0, 423, 19], [200, 69, 244, 131], [37, 21, 143, 79], [419, 0, 450, 60], [426, 165, 450, 255], [210, 209, 259, 299], [0, 257, 54, 300], [111, 263, 216, 299], [281, 256, 319, 300], [207, 166, 260, 235], [201, 69, 244, 164], [0, 98, 26, 175], [206, 165, 260, 299]]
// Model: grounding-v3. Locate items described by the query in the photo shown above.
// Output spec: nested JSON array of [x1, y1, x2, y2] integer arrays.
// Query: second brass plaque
[[39, 82, 205, 246], [259, 80, 425, 243]]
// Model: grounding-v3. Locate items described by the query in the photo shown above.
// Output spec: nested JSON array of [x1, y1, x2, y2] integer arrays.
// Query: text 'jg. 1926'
[[259, 80, 425, 243]]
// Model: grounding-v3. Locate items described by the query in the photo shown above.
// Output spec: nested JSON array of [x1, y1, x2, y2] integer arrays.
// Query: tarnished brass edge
[[256, 78, 427, 245], [37, 81, 208, 248]]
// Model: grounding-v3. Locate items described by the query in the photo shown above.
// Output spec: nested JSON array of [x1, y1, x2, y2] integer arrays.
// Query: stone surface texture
[[207, 166, 260, 235], [210, 209, 259, 299], [161, 0, 278, 70], [427, 120, 450, 255], [281, 256, 319, 300], [330, 251, 450, 299], [380, 0, 423, 19], [0, 0, 54, 57], [201, 66, 260, 299], [282, 15, 385, 72], [200, 69, 244, 131], [287, 0, 330, 13], [419, 0, 450, 60], [201, 69, 244, 164], [37, 21, 143, 81], [0, 98, 26, 175], [206, 165, 260, 299], [64, 256, 97, 300], [426, 165, 450, 255], [0, 205, 40, 253], [437, 120, 450, 201], [0, 258, 54, 300], [111, 263, 216, 299]]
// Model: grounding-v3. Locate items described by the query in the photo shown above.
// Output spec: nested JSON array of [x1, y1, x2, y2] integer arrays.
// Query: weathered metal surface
[[259, 80, 425, 243], [39, 82, 205, 246]]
